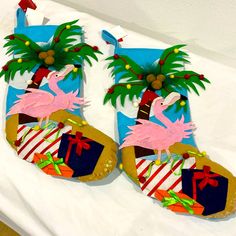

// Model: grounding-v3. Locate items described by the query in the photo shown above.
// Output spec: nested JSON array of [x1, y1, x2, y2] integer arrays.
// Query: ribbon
[[36, 152, 64, 175], [170, 154, 186, 176], [162, 190, 195, 215], [192, 165, 220, 200], [43, 122, 60, 143], [65, 132, 92, 164], [187, 150, 206, 157]]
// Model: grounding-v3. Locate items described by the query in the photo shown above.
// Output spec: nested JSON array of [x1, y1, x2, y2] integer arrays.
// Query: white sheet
[[0, 1, 236, 235]]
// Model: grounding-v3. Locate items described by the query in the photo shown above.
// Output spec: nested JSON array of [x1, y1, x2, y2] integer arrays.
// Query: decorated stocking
[[1, 7, 117, 182], [102, 30, 236, 218]]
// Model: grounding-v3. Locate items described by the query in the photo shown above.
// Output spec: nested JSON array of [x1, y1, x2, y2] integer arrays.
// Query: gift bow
[[36, 152, 64, 175], [65, 132, 92, 164], [68, 132, 92, 156], [162, 190, 195, 215], [192, 165, 220, 200]]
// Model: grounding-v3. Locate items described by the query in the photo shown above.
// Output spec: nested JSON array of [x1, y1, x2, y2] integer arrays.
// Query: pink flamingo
[[120, 92, 195, 165], [7, 65, 85, 127]]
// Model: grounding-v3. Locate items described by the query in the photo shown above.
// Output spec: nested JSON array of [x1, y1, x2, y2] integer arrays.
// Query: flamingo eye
[[161, 102, 163, 105], [55, 74, 59, 77]]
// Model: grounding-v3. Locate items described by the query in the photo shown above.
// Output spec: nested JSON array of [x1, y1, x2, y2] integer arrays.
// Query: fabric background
[[0, 0, 236, 235]]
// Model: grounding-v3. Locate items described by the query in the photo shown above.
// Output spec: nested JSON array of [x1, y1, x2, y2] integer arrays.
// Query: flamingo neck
[[156, 112, 172, 127], [49, 80, 64, 95]]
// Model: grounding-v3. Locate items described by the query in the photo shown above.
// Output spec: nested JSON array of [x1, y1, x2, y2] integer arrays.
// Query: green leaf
[[103, 82, 146, 107]]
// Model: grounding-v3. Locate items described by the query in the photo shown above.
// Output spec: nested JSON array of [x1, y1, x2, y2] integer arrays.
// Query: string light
[[126, 84, 132, 89], [25, 41, 30, 46], [174, 48, 179, 54], [125, 64, 131, 70]]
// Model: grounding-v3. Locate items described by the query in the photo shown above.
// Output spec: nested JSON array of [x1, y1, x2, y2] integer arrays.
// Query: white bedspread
[[0, 1, 236, 235]]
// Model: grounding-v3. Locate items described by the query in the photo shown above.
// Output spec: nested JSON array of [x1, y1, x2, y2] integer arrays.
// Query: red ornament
[[93, 46, 99, 51], [138, 74, 143, 80], [113, 54, 119, 59], [159, 60, 165, 65], [2, 65, 9, 71], [14, 139, 22, 147], [74, 47, 81, 52], [108, 87, 114, 94], [184, 74, 191, 79], [18, 0, 37, 12], [54, 37, 60, 43], [139, 176, 146, 184], [182, 153, 190, 159], [199, 74, 204, 80], [57, 122, 65, 129], [9, 35, 15, 40]]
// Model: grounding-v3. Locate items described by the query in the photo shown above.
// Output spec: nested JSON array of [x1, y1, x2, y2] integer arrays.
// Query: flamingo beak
[[163, 92, 181, 106], [58, 64, 75, 77]]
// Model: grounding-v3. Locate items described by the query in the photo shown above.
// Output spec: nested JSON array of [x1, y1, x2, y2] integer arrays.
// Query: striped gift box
[[16, 124, 72, 162], [136, 157, 196, 198]]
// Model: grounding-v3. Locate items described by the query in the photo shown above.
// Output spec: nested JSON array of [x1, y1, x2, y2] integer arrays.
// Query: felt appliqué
[[1, 19, 102, 124], [120, 93, 195, 162], [182, 166, 228, 216], [135, 155, 196, 197], [104, 45, 210, 113], [34, 152, 74, 178], [58, 132, 104, 177], [155, 190, 204, 215], [16, 123, 72, 162]]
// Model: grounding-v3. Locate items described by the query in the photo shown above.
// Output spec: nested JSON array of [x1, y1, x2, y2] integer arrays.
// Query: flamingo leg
[[45, 116, 49, 127], [164, 149, 172, 163], [155, 150, 162, 165], [38, 117, 44, 128]]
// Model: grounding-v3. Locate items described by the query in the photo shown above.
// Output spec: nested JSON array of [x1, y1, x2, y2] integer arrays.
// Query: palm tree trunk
[[135, 86, 158, 158], [19, 65, 51, 124]]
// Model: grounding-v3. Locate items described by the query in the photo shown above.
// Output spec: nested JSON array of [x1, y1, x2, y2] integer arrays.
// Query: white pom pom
[[27, 80, 33, 85]]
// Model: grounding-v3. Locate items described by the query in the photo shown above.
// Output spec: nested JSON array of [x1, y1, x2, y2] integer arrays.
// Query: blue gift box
[[182, 166, 228, 216], [58, 132, 104, 177]]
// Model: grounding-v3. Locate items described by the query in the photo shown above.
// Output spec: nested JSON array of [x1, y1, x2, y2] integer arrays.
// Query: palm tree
[[104, 45, 210, 157], [1, 20, 101, 124]]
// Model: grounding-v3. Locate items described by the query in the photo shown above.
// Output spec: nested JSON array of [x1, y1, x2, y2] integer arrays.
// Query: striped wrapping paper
[[16, 124, 72, 162], [136, 157, 196, 198]]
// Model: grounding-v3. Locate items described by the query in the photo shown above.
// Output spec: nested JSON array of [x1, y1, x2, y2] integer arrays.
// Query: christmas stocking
[[102, 30, 236, 218], [1, 7, 117, 182]]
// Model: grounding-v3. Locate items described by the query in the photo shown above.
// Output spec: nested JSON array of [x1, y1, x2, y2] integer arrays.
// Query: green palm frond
[[104, 82, 147, 107], [107, 55, 144, 82], [157, 44, 189, 75], [51, 20, 83, 50], [0, 59, 38, 82], [4, 34, 42, 57], [73, 43, 102, 66], [165, 70, 210, 96]]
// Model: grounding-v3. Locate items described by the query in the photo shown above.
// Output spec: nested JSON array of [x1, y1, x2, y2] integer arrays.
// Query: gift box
[[155, 189, 204, 215], [182, 166, 228, 216], [58, 131, 104, 177], [34, 152, 74, 178], [135, 156, 196, 197], [16, 123, 72, 162]]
